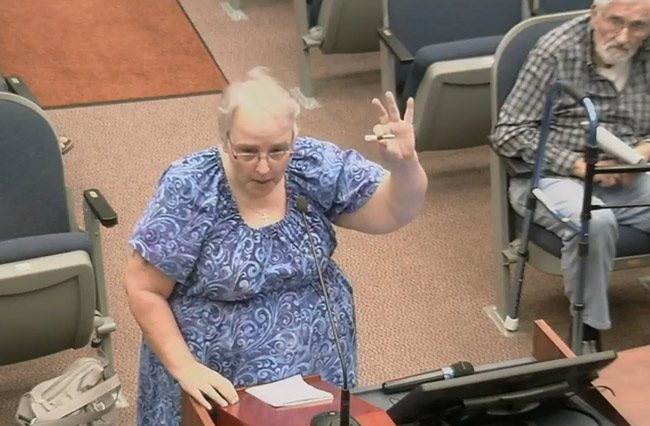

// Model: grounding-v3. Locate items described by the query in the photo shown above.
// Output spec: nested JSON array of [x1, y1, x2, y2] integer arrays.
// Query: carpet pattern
[[0, 0, 227, 108]]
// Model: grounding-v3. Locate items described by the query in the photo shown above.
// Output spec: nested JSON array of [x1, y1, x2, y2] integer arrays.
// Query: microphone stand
[[298, 198, 360, 426]]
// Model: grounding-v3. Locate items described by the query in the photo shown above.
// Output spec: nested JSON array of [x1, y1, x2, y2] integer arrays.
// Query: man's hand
[[573, 158, 636, 187], [635, 140, 650, 162], [174, 360, 239, 410]]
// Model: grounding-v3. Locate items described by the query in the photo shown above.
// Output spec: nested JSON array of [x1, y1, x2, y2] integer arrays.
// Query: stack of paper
[[245, 375, 333, 407]]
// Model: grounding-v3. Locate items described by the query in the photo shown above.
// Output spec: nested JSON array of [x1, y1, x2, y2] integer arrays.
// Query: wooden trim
[[532, 319, 575, 361], [182, 393, 216, 426]]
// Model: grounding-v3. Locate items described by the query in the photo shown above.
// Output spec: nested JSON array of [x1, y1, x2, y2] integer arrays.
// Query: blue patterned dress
[[129, 137, 385, 425]]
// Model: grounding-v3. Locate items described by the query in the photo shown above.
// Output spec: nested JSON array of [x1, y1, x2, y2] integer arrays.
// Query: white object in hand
[[596, 126, 645, 164], [373, 123, 390, 136], [365, 123, 395, 142], [364, 133, 396, 142]]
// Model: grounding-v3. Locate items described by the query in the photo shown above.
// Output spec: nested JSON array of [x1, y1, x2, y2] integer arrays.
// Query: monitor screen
[[386, 350, 616, 424]]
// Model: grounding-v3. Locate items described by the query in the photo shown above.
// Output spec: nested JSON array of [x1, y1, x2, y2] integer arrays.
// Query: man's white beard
[[595, 40, 637, 65]]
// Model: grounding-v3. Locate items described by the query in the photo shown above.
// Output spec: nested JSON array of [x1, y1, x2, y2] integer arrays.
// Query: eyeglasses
[[600, 12, 650, 37], [226, 133, 295, 164]]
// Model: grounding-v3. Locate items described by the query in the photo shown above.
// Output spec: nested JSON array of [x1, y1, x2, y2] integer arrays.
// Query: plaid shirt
[[492, 14, 650, 176]]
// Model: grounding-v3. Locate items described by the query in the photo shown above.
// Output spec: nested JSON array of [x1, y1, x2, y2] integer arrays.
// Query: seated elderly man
[[492, 0, 650, 351]]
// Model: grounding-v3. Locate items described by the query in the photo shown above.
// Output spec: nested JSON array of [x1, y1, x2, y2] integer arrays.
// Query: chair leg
[[220, 0, 249, 21], [83, 201, 116, 377], [290, 42, 321, 109], [291, 0, 321, 109], [488, 148, 519, 333], [379, 42, 397, 95]]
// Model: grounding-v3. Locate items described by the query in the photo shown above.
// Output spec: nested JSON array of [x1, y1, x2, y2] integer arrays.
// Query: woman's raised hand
[[369, 92, 417, 169]]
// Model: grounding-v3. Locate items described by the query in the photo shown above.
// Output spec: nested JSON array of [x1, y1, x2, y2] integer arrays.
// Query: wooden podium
[[182, 320, 650, 426], [181, 375, 395, 426]]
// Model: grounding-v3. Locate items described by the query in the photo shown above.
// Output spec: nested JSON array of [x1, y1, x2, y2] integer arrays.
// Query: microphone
[[381, 361, 475, 394], [296, 197, 360, 426]]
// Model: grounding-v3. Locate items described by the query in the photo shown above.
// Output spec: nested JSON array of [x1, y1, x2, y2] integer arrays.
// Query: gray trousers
[[509, 174, 650, 330]]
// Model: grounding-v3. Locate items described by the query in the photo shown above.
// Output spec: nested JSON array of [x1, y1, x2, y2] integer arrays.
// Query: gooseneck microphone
[[381, 361, 475, 395], [297, 197, 360, 426]]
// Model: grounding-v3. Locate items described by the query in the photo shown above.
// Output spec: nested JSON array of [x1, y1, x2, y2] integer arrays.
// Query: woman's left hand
[[370, 92, 416, 170]]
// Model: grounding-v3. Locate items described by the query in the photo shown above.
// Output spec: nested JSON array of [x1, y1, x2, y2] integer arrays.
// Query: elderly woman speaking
[[125, 67, 427, 425]]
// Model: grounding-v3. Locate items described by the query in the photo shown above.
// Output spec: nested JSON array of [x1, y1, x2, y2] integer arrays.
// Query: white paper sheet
[[245, 375, 333, 407]]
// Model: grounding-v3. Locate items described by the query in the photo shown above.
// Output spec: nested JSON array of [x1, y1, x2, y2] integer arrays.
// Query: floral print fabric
[[130, 137, 385, 425]]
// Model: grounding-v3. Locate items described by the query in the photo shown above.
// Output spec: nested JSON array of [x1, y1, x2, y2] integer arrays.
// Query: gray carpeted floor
[[1, 0, 649, 424]]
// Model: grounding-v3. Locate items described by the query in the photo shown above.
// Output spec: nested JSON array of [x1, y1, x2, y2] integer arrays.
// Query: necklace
[[256, 209, 271, 224]]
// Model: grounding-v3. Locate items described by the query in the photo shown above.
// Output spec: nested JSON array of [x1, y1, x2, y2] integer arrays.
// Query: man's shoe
[[568, 324, 602, 354], [58, 136, 74, 155], [580, 339, 600, 355]]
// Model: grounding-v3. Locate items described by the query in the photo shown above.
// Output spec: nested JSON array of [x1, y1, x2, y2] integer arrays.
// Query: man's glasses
[[226, 133, 295, 163], [601, 13, 650, 37]]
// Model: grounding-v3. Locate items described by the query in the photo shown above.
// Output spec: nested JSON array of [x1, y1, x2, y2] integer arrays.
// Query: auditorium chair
[[0, 92, 120, 378], [488, 11, 650, 331], [0, 72, 39, 105], [292, 0, 382, 108], [220, 0, 247, 21], [378, 0, 522, 152]]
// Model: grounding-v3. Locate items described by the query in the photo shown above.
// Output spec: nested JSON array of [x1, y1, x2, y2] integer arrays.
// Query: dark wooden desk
[[591, 344, 650, 426], [181, 376, 395, 426], [532, 320, 649, 426]]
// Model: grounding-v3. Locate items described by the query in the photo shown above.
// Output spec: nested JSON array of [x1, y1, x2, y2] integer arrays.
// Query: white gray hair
[[593, 0, 650, 8], [217, 67, 300, 143]]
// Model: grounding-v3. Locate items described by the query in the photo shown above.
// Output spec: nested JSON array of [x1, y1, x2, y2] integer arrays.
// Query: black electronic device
[[386, 350, 616, 425]]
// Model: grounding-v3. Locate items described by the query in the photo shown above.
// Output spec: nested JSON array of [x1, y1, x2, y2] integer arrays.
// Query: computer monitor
[[386, 350, 616, 425]]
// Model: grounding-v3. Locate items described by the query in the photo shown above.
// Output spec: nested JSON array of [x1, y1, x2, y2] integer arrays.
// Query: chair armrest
[[4, 75, 40, 105], [378, 27, 414, 63], [505, 157, 533, 177], [83, 189, 118, 228]]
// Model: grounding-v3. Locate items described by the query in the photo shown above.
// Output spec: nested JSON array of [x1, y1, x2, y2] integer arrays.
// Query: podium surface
[[591, 344, 650, 426], [181, 376, 394, 426], [182, 320, 650, 426]]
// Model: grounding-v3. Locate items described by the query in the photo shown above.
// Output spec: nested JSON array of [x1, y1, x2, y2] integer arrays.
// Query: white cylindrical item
[[596, 126, 645, 165], [364, 134, 395, 142]]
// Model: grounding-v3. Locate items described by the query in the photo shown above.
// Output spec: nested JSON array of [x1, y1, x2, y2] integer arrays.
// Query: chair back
[[536, 0, 591, 14], [388, 0, 522, 55], [492, 11, 586, 125], [385, 0, 523, 151], [318, 0, 382, 53], [0, 93, 71, 241]]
